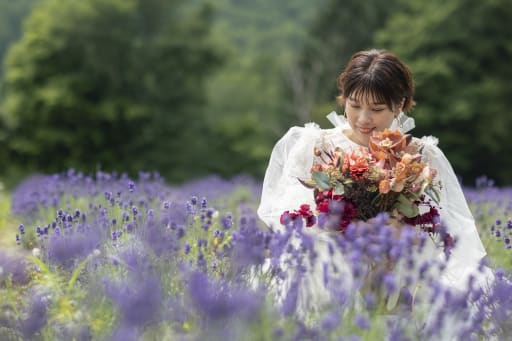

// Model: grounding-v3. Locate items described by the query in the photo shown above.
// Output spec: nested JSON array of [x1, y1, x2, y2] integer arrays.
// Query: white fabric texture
[[257, 112, 491, 295]]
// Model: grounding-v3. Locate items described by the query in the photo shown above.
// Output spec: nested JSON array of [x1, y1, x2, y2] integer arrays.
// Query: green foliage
[[0, 184, 18, 248], [0, 0, 222, 183], [0, 0, 39, 77], [287, 0, 402, 125], [376, 0, 512, 184], [467, 189, 512, 273], [201, 0, 325, 177]]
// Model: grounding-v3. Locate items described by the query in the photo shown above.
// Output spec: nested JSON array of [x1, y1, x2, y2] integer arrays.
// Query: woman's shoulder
[[278, 123, 339, 143], [413, 135, 439, 151], [413, 135, 439, 147], [412, 135, 449, 163]]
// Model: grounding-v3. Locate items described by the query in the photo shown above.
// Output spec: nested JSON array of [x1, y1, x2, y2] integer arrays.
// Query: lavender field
[[0, 171, 511, 341]]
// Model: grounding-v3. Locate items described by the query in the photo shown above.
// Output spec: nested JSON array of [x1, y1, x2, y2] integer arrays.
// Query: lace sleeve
[[257, 125, 322, 232], [420, 137, 491, 288]]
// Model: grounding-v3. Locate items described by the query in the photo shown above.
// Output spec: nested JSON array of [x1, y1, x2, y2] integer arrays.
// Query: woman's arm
[[420, 137, 490, 288], [257, 125, 321, 231]]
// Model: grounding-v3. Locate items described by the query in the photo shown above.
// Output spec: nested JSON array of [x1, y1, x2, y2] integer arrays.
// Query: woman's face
[[344, 94, 401, 146]]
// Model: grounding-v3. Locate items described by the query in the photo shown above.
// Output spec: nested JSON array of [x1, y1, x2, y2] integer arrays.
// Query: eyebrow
[[348, 97, 386, 105]]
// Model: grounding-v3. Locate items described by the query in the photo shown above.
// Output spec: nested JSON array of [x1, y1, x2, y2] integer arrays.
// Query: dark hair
[[336, 49, 416, 112]]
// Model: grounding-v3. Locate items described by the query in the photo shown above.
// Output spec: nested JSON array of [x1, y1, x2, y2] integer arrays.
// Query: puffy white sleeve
[[257, 125, 322, 232], [420, 137, 491, 289]]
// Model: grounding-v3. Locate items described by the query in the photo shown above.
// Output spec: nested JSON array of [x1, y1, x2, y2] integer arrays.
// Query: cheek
[[346, 111, 359, 125], [377, 114, 395, 128]]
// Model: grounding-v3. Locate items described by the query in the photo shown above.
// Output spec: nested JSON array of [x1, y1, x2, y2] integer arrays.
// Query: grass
[[0, 187, 19, 250]]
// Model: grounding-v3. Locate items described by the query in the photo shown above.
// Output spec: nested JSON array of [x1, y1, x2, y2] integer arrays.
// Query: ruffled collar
[[325, 111, 416, 134]]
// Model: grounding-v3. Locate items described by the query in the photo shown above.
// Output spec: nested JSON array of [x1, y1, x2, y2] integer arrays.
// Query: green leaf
[[394, 193, 419, 218], [424, 187, 440, 205], [333, 182, 344, 195], [312, 171, 331, 190], [298, 178, 317, 189], [28, 255, 51, 276], [67, 255, 91, 294]]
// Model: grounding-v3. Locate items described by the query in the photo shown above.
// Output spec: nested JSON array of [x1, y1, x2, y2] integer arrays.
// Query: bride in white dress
[[257, 49, 492, 318]]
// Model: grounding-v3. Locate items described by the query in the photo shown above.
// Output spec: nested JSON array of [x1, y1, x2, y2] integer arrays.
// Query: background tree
[[1, 0, 510, 185], [376, 0, 512, 184], [0, 0, 39, 78], [202, 0, 324, 177], [285, 0, 402, 126], [0, 0, 222, 183], [0, 0, 39, 170]]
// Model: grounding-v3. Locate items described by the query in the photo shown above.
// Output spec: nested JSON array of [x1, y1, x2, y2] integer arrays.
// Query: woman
[[257, 49, 492, 315]]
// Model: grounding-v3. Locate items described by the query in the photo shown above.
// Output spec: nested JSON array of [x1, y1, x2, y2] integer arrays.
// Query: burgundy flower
[[317, 200, 330, 213], [280, 205, 316, 227]]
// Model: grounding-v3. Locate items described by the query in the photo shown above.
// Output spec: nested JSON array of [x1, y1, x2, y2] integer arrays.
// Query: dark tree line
[[0, 0, 511, 185]]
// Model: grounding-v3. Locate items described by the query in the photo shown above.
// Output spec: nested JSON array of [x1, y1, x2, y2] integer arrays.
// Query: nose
[[358, 110, 373, 125]]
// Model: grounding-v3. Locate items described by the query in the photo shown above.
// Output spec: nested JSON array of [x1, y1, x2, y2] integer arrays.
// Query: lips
[[358, 127, 375, 135]]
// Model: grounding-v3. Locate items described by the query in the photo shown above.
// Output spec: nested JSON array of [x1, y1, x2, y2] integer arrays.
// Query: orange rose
[[343, 150, 369, 180]]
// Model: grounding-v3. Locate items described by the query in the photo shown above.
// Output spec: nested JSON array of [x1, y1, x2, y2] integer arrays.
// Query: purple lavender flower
[[0, 251, 30, 285], [47, 226, 101, 268], [108, 323, 139, 341], [128, 180, 135, 193], [104, 273, 162, 326], [322, 262, 329, 288], [353, 314, 370, 330], [364, 292, 377, 309], [387, 322, 412, 341], [321, 310, 341, 331], [138, 218, 177, 257], [230, 213, 270, 268], [20, 289, 50, 339], [104, 252, 162, 327], [221, 212, 233, 230], [281, 276, 300, 317], [187, 271, 261, 321], [383, 272, 396, 295]]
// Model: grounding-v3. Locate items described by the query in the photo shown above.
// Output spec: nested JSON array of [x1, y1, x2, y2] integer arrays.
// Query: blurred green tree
[[0, 0, 222, 183], [376, 0, 512, 184], [286, 0, 401, 126], [202, 0, 325, 177], [0, 0, 38, 78]]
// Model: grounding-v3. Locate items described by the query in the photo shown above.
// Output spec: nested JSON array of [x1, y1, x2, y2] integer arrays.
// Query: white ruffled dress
[[257, 112, 491, 309]]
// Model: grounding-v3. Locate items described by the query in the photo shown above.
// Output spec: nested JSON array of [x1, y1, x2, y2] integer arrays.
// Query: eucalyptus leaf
[[298, 178, 317, 189], [333, 182, 345, 195], [394, 194, 419, 218], [425, 187, 441, 205], [312, 171, 331, 190]]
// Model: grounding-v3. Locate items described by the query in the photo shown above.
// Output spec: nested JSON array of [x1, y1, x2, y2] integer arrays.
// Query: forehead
[[347, 89, 387, 105]]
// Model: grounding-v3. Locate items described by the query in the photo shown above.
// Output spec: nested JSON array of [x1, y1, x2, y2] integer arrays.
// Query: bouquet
[[281, 129, 453, 250]]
